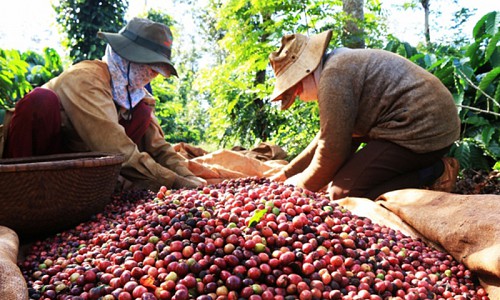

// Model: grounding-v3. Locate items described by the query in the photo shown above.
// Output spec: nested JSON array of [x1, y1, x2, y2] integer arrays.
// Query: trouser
[[4, 88, 63, 158], [4, 88, 152, 158], [330, 139, 450, 200]]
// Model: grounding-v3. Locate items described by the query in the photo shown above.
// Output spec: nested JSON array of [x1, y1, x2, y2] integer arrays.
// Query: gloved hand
[[172, 175, 207, 189]]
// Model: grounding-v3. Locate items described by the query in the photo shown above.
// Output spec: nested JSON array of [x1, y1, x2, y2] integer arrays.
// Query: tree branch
[[457, 104, 500, 117], [457, 69, 500, 108]]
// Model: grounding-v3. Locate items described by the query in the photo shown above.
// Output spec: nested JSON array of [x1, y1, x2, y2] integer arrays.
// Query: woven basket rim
[[0, 152, 124, 172]]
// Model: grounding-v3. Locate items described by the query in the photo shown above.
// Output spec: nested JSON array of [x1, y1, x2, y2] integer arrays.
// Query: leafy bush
[[151, 67, 207, 145], [0, 49, 31, 111], [0, 48, 63, 112], [53, 0, 127, 63]]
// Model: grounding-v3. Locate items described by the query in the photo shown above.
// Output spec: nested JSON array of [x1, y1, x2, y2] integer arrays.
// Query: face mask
[[298, 64, 322, 102], [298, 74, 317, 102], [104, 46, 147, 111], [129, 63, 158, 88]]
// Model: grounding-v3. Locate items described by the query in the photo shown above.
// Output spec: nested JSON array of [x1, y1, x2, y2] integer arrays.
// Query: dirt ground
[[454, 169, 500, 195]]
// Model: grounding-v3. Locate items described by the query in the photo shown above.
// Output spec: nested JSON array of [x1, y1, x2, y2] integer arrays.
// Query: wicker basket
[[0, 152, 124, 240]]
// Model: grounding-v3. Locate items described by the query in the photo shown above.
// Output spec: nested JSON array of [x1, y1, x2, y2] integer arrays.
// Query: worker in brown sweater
[[269, 30, 461, 200]]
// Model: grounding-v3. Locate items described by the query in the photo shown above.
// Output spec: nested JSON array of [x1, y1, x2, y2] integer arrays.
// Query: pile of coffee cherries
[[19, 177, 489, 300]]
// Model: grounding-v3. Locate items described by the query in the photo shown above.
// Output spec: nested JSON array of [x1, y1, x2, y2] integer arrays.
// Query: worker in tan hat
[[268, 30, 461, 200], [2, 18, 206, 191]]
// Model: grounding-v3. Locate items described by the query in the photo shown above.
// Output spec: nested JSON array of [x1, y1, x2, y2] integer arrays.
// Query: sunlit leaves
[[0, 47, 64, 111], [53, 0, 128, 63], [477, 67, 500, 102], [473, 11, 499, 39], [0, 50, 31, 109]]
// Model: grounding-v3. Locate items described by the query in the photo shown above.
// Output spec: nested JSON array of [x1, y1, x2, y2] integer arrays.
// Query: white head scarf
[[103, 45, 172, 119], [103, 45, 149, 111]]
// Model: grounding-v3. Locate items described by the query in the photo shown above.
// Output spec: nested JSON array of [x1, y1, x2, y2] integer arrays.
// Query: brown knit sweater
[[283, 48, 461, 192]]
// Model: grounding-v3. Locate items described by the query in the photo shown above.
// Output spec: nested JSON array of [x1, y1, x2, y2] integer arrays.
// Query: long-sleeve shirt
[[283, 48, 461, 192], [43, 60, 194, 190]]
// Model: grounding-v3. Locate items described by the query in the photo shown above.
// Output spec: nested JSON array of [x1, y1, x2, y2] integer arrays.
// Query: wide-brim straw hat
[[269, 30, 332, 109], [98, 18, 178, 77]]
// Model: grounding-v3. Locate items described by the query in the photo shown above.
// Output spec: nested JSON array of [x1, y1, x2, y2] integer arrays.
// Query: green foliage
[[53, 0, 128, 63], [454, 11, 500, 170], [194, 0, 386, 155], [145, 10, 207, 145], [268, 101, 320, 159], [152, 72, 207, 144], [248, 208, 268, 227], [0, 49, 31, 110], [0, 48, 63, 111], [145, 9, 176, 27], [22, 48, 65, 88], [450, 139, 495, 170]]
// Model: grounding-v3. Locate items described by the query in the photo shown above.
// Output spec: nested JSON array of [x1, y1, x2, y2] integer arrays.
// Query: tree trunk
[[421, 0, 431, 47], [342, 0, 365, 49], [253, 13, 271, 142]]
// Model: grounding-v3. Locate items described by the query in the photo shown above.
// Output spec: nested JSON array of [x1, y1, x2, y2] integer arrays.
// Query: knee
[[19, 87, 57, 103], [15, 88, 60, 115]]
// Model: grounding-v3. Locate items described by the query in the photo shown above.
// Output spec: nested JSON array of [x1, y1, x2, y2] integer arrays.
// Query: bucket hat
[[98, 18, 178, 77], [269, 30, 332, 109]]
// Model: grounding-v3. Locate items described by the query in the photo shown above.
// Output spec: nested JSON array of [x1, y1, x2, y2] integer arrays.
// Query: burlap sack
[[334, 197, 444, 252], [187, 149, 287, 184], [0, 226, 28, 300], [173, 142, 209, 159], [375, 189, 500, 299], [375, 189, 500, 277], [232, 142, 288, 161]]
